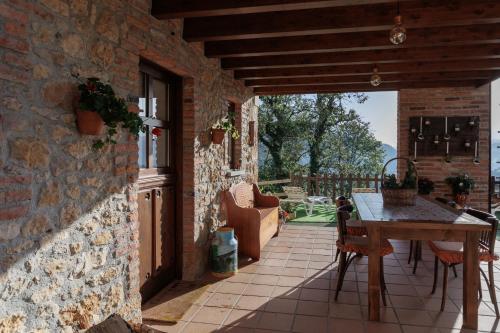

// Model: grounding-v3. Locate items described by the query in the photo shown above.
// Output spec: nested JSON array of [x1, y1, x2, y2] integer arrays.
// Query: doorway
[[137, 62, 181, 302]]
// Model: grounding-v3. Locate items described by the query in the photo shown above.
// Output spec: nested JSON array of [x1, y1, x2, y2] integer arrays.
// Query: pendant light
[[389, 1, 407, 45], [370, 66, 382, 87]]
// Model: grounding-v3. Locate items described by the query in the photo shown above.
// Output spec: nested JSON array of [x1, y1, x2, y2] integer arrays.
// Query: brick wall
[[398, 85, 491, 210], [0, 0, 257, 331]]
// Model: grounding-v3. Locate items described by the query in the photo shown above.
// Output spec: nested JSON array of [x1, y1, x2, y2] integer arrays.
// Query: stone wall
[[0, 0, 257, 331], [398, 85, 490, 210]]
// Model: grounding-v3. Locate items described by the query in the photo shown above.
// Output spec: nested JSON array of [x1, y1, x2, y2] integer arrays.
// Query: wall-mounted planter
[[212, 128, 226, 144], [76, 110, 104, 135], [248, 121, 255, 146]]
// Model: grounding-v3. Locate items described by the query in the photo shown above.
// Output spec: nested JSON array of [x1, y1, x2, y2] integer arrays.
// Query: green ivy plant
[[382, 161, 417, 190], [445, 174, 475, 195], [77, 77, 145, 149], [213, 111, 240, 140]]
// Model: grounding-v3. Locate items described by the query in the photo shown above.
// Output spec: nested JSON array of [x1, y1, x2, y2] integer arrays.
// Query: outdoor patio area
[[146, 224, 500, 333]]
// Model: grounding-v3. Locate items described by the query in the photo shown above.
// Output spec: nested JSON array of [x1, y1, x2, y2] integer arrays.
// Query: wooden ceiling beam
[[245, 71, 497, 87], [151, 0, 399, 19], [234, 59, 500, 79], [205, 23, 500, 57], [254, 80, 483, 95], [222, 44, 500, 70], [184, 0, 500, 42]]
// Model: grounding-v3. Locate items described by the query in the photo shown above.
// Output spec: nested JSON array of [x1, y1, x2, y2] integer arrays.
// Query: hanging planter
[[75, 77, 145, 149], [76, 109, 105, 135], [211, 128, 226, 144], [211, 111, 239, 145]]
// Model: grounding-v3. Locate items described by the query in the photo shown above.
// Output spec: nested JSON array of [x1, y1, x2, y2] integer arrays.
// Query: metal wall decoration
[[408, 116, 480, 160]]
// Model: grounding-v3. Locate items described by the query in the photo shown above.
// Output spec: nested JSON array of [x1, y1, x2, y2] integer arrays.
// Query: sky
[[345, 79, 500, 149]]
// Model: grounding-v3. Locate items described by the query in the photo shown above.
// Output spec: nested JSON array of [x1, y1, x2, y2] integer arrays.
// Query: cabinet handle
[[145, 193, 151, 200]]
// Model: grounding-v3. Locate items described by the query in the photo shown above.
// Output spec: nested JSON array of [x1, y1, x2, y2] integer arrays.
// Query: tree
[[306, 93, 367, 176], [258, 95, 310, 179], [258, 93, 383, 180], [322, 114, 384, 175]]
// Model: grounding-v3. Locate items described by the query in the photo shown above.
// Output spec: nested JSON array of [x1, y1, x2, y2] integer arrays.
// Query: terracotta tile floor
[[145, 225, 500, 333]]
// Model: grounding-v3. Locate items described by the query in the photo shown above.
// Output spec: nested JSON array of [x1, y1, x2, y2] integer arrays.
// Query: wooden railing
[[258, 174, 380, 198]]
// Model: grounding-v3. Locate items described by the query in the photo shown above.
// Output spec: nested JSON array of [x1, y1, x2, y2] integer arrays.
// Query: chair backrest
[[283, 186, 306, 200], [465, 208, 499, 255], [336, 205, 353, 245], [230, 182, 254, 208], [351, 188, 376, 193]]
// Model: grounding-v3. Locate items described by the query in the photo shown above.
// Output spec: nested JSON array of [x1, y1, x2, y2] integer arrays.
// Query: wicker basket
[[381, 157, 418, 206]]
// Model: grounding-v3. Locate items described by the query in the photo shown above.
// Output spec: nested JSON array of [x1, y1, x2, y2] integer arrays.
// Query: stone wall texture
[[398, 86, 491, 210], [0, 0, 257, 331]]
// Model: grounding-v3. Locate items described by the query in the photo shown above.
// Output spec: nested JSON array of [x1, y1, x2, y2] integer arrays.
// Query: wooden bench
[[224, 182, 280, 260]]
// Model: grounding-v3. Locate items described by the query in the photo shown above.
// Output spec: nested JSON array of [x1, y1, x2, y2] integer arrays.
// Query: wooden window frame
[[138, 62, 181, 180]]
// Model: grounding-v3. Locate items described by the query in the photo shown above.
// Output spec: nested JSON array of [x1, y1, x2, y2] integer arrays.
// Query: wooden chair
[[281, 186, 307, 203], [428, 208, 499, 316], [334, 196, 368, 263], [334, 205, 394, 305], [409, 197, 458, 275]]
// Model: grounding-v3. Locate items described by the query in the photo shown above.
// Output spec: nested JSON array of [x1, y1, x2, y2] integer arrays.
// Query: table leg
[[367, 225, 381, 321], [463, 231, 480, 330]]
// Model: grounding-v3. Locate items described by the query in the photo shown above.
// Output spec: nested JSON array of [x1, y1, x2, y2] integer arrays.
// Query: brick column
[[398, 85, 491, 210]]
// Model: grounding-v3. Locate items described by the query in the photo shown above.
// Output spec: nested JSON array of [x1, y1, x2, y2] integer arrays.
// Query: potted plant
[[76, 77, 145, 149], [445, 174, 475, 206], [418, 178, 435, 195], [381, 157, 418, 205], [211, 112, 240, 145]]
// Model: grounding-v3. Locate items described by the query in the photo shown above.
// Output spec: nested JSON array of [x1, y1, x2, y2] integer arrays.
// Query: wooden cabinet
[[138, 186, 176, 302]]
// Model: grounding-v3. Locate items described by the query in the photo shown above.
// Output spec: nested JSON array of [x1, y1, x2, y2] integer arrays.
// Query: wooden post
[[315, 175, 320, 195], [339, 174, 344, 196], [374, 175, 379, 193], [367, 224, 381, 321], [332, 174, 337, 199], [365, 174, 370, 189], [323, 174, 328, 197], [463, 231, 480, 330], [348, 174, 353, 197]]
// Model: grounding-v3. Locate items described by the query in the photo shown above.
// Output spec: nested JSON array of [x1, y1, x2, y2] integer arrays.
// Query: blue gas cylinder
[[211, 227, 238, 277]]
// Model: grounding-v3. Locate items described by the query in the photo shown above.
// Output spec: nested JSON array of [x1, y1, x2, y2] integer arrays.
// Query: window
[[227, 102, 237, 169], [138, 63, 179, 176]]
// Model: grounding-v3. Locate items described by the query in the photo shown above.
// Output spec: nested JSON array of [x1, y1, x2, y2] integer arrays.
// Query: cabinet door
[[154, 186, 176, 274], [138, 190, 153, 287]]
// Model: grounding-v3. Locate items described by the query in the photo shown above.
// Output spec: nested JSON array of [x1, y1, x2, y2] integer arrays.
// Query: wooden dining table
[[352, 193, 491, 330]]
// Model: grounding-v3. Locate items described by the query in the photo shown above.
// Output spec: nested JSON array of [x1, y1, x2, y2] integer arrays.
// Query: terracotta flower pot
[[455, 193, 468, 206], [211, 128, 226, 144], [76, 110, 104, 135]]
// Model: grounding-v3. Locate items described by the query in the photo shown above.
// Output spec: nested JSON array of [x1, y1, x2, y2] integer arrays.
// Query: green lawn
[[288, 203, 336, 223]]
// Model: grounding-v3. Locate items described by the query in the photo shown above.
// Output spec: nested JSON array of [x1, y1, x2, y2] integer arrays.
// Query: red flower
[[151, 128, 162, 137], [86, 82, 96, 92]]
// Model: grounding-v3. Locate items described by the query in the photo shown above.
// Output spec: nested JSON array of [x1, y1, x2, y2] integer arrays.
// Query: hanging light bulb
[[389, 1, 407, 45], [370, 66, 382, 87]]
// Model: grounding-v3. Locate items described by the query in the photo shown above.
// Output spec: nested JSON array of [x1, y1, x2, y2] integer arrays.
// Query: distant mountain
[[382, 144, 397, 175]]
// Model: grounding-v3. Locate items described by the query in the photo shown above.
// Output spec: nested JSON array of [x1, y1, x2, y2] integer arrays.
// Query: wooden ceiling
[[152, 0, 500, 95]]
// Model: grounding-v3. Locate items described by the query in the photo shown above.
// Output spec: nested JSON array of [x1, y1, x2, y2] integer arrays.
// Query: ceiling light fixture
[[370, 66, 382, 87], [389, 1, 407, 45]]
